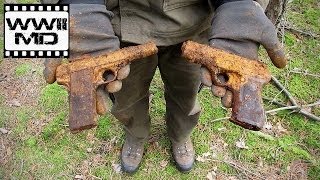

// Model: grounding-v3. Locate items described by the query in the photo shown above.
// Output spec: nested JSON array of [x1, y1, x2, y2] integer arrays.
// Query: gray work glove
[[43, 4, 129, 93], [201, 0, 287, 107]]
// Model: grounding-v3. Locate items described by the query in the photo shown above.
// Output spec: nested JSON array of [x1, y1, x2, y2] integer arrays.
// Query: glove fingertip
[[201, 68, 213, 87], [221, 90, 233, 108], [211, 85, 226, 97], [267, 48, 287, 69], [117, 65, 130, 80], [106, 80, 122, 93], [43, 69, 56, 84]]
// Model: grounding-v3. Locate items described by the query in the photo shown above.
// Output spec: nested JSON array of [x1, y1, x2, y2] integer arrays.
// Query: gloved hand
[[201, 0, 286, 107], [43, 4, 130, 93], [43, 3, 130, 115]]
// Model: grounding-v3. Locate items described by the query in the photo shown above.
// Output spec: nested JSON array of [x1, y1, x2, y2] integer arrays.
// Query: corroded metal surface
[[69, 68, 97, 133], [181, 41, 271, 130], [56, 42, 158, 133], [56, 42, 158, 88]]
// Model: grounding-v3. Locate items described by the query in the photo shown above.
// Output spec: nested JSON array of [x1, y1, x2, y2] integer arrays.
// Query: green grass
[[39, 83, 68, 113], [17, 0, 39, 3], [1, 0, 319, 179], [0, 1, 3, 22], [14, 63, 32, 77], [0, 37, 3, 62]]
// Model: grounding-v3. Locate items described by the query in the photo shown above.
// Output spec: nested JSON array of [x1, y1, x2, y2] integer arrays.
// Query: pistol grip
[[69, 68, 97, 133], [230, 78, 265, 131]]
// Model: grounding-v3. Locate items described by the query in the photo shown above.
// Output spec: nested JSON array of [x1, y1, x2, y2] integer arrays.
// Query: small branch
[[298, 111, 320, 122], [266, 102, 320, 114], [271, 76, 320, 121], [271, 76, 298, 106], [89, 174, 102, 180], [265, 105, 298, 113], [263, 97, 287, 107], [211, 117, 230, 122], [303, 101, 320, 108], [211, 159, 265, 180], [284, 26, 319, 39], [290, 70, 320, 78]]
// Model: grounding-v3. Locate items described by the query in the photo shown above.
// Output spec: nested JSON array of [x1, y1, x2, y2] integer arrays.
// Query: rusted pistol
[[181, 41, 272, 131], [56, 42, 158, 133]]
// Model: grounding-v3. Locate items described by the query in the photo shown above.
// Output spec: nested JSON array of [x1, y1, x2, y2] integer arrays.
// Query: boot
[[120, 135, 145, 173], [171, 137, 195, 172]]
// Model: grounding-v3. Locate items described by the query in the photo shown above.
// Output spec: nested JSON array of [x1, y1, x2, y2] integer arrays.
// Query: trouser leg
[[158, 44, 201, 142], [111, 53, 158, 141]]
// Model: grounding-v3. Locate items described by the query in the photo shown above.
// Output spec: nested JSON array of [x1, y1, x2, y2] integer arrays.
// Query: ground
[[0, 0, 319, 179]]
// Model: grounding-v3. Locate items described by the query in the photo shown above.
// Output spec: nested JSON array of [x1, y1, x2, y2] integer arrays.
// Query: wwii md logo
[[4, 4, 69, 58]]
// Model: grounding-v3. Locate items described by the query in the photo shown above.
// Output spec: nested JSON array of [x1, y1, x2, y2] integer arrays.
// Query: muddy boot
[[171, 137, 195, 172], [121, 135, 145, 173]]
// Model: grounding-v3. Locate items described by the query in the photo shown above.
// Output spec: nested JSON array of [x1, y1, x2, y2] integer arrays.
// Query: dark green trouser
[[111, 43, 201, 142]]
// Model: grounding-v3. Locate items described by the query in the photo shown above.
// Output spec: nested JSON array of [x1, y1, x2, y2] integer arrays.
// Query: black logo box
[[3, 4, 70, 58]]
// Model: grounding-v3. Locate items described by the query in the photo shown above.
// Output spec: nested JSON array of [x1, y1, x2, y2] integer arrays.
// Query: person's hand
[[201, 0, 287, 107], [43, 3, 129, 93]]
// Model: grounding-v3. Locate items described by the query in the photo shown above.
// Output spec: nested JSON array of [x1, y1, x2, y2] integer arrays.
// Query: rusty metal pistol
[[56, 42, 158, 133], [181, 41, 272, 130]]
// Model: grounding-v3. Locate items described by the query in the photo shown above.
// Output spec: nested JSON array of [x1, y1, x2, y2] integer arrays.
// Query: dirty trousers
[[111, 44, 201, 142]]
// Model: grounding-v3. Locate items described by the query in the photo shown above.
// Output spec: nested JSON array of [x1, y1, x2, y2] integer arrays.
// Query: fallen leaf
[[6, 147, 12, 156], [206, 171, 216, 180], [212, 166, 217, 171], [269, 111, 277, 116], [149, 94, 154, 104], [86, 132, 96, 144], [227, 176, 239, 180], [301, 106, 312, 113], [86, 148, 92, 153], [0, 74, 8, 82], [74, 175, 84, 179], [263, 122, 273, 130], [235, 139, 248, 149], [112, 162, 122, 173], [0, 128, 9, 134], [110, 136, 118, 144], [212, 152, 217, 158], [202, 152, 211, 157], [92, 154, 104, 165], [276, 122, 288, 134], [196, 155, 207, 163], [257, 157, 263, 167], [8, 99, 21, 107], [160, 160, 168, 168]]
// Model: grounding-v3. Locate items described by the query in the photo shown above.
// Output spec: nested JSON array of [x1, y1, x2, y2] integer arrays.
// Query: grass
[[17, 0, 40, 3], [0, 0, 319, 179], [39, 83, 68, 113], [14, 63, 33, 77], [0, 37, 3, 62]]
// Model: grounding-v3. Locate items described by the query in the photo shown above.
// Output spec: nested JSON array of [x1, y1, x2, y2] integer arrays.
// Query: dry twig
[[271, 76, 320, 121], [211, 159, 265, 180], [263, 97, 287, 107], [271, 76, 298, 106], [289, 70, 320, 78], [284, 26, 319, 39]]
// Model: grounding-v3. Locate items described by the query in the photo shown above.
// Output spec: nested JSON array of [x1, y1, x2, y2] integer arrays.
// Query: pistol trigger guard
[[107, 69, 118, 83], [211, 69, 226, 87], [96, 68, 118, 86]]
